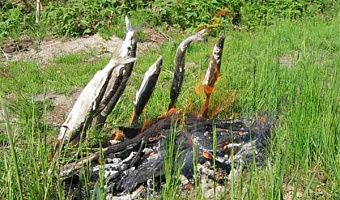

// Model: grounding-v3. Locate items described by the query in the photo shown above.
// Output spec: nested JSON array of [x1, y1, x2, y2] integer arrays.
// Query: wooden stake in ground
[[35, 0, 42, 23], [130, 56, 163, 126], [168, 29, 206, 110], [201, 35, 225, 117]]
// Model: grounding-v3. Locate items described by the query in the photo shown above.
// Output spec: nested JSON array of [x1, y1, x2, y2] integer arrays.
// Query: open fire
[[55, 17, 272, 199]]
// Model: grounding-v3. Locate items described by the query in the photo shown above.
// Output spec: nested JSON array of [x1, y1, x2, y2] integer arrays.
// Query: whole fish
[[168, 29, 206, 110], [57, 57, 136, 147], [95, 65, 124, 114], [96, 16, 138, 127], [201, 35, 225, 117], [130, 56, 163, 126]]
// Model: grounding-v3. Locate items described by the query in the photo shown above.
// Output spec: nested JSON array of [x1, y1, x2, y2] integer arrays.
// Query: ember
[[61, 112, 271, 197], [55, 17, 273, 199]]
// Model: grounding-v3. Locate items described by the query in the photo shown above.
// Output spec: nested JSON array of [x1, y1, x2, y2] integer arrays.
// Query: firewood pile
[[53, 17, 273, 199]]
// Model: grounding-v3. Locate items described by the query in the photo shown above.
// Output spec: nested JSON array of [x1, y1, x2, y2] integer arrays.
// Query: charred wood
[[60, 113, 272, 196]]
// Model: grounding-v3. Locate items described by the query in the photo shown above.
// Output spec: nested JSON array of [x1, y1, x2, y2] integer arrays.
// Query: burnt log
[[60, 113, 272, 196]]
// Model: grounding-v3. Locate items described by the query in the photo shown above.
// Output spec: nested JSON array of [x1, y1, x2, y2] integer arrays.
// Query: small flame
[[209, 90, 237, 117], [202, 150, 213, 160], [140, 118, 153, 132], [215, 8, 232, 18], [222, 140, 229, 150], [195, 25, 212, 34], [129, 111, 136, 125], [237, 131, 244, 136], [204, 85, 214, 95], [166, 107, 177, 116], [114, 128, 125, 140], [259, 115, 267, 128], [199, 85, 214, 117], [195, 8, 233, 33], [194, 74, 205, 95]]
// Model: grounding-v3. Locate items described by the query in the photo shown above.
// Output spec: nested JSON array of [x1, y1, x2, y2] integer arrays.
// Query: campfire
[[54, 17, 272, 199]]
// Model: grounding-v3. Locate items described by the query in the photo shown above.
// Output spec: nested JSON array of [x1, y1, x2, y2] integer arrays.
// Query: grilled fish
[[130, 56, 163, 125], [97, 16, 138, 127], [168, 29, 206, 110], [201, 35, 225, 117], [57, 57, 136, 146]]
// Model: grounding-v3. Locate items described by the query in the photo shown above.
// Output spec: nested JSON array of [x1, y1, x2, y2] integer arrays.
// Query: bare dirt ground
[[2, 32, 163, 63], [1, 29, 167, 125]]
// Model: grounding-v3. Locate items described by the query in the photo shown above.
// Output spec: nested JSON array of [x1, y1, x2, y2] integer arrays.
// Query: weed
[[0, 11, 339, 199]]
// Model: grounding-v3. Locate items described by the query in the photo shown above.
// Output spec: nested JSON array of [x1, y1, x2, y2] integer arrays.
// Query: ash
[[60, 113, 272, 199]]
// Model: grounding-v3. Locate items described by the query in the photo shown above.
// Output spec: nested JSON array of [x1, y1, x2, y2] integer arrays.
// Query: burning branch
[[168, 29, 206, 110], [200, 35, 225, 117]]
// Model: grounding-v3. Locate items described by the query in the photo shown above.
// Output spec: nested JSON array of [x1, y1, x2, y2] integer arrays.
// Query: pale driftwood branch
[[95, 65, 124, 115]]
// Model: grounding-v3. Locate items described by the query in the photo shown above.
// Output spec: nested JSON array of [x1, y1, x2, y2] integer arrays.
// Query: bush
[[0, 0, 337, 40], [0, 6, 33, 39]]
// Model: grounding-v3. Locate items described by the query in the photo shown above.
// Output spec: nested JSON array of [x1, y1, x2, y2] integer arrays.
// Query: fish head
[[57, 125, 71, 143]]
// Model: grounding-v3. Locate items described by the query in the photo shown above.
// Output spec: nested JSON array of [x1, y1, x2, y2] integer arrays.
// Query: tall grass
[[0, 13, 339, 199]]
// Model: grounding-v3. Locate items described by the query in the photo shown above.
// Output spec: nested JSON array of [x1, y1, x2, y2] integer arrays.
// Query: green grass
[[0, 12, 339, 199]]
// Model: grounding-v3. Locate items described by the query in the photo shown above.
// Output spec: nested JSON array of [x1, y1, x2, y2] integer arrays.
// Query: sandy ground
[[0, 30, 166, 125]]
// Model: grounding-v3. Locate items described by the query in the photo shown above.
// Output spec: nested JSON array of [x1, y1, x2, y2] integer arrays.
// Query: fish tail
[[194, 29, 207, 41], [125, 16, 132, 32]]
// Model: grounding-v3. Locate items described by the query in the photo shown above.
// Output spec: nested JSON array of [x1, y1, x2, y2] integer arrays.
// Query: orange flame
[[222, 140, 229, 150], [114, 128, 125, 140], [215, 8, 232, 18], [166, 107, 177, 116], [209, 90, 237, 117], [259, 115, 267, 128], [129, 110, 136, 125], [195, 8, 233, 33], [140, 118, 153, 133], [202, 150, 213, 160]]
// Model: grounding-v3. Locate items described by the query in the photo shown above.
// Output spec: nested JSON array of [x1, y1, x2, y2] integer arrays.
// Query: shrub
[[0, 0, 337, 40]]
